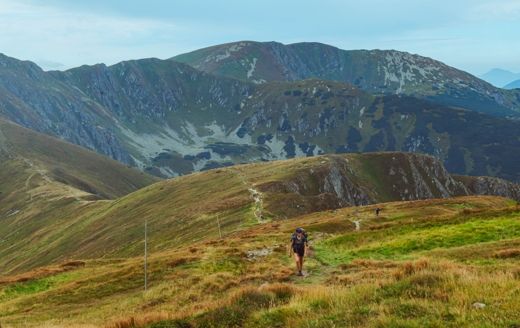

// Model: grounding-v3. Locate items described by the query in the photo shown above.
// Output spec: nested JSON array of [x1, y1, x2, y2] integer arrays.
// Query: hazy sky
[[0, 0, 518, 75]]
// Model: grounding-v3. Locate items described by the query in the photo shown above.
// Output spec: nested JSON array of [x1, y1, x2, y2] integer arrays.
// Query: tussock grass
[[0, 196, 519, 327]]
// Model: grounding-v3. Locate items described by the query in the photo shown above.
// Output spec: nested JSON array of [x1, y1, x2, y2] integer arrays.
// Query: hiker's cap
[[295, 227, 303, 233]]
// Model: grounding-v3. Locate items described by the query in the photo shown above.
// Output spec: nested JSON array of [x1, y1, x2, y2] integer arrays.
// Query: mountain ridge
[[505, 79, 520, 90], [1, 43, 520, 181], [1, 151, 519, 274], [173, 41, 520, 118], [480, 68, 520, 87]]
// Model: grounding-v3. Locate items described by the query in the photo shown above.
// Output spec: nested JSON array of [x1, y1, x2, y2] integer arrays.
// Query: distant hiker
[[290, 227, 309, 276], [375, 207, 382, 217]]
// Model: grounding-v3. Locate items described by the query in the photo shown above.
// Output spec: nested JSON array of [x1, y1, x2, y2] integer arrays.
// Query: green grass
[[0, 197, 519, 327], [0, 271, 79, 302], [317, 213, 520, 264], [0, 119, 158, 199], [1, 136, 519, 327]]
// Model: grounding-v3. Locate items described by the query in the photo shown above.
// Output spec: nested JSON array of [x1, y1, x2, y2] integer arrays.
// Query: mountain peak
[[480, 68, 520, 87], [0, 52, 43, 72], [172, 41, 519, 117], [504, 79, 520, 90]]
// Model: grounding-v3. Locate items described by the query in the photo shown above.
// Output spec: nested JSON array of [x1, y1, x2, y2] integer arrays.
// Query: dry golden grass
[[0, 196, 518, 327], [0, 261, 85, 285], [493, 248, 520, 259], [105, 312, 173, 328]]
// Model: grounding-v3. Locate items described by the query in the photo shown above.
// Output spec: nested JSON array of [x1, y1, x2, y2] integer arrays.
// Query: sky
[[0, 0, 519, 76]]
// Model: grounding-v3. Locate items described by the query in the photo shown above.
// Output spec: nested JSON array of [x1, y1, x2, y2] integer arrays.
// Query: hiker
[[375, 207, 382, 217], [290, 227, 309, 276]]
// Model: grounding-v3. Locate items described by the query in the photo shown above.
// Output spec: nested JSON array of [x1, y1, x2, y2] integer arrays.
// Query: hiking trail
[[230, 168, 265, 222], [23, 158, 84, 202]]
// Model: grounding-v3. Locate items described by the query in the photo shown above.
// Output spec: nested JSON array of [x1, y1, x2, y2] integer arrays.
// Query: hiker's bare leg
[[299, 256, 304, 273], [293, 253, 300, 272]]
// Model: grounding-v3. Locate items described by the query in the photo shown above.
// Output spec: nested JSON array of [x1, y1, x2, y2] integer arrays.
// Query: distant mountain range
[[480, 68, 520, 88], [1, 41, 520, 181], [174, 42, 520, 117], [505, 79, 520, 90]]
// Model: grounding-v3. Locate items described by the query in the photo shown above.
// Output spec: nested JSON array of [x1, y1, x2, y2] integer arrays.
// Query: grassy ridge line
[[0, 119, 158, 199], [0, 119, 158, 274], [2, 150, 518, 275], [0, 166, 257, 275]]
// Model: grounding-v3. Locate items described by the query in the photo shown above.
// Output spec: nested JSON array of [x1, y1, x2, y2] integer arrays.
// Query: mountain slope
[[0, 119, 158, 273], [51, 58, 254, 173], [0, 195, 518, 327], [2, 49, 520, 182], [173, 41, 520, 118], [0, 54, 133, 164], [2, 152, 519, 275], [50, 68, 520, 182], [480, 68, 520, 87], [505, 79, 520, 90], [0, 119, 158, 198]]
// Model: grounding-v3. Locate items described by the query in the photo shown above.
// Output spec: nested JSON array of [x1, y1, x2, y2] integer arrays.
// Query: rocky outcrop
[[1, 51, 520, 183], [0, 54, 133, 164], [454, 175, 520, 202], [258, 153, 519, 218]]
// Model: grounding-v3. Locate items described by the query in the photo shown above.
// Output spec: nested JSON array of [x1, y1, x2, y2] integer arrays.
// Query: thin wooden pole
[[217, 215, 222, 239], [144, 219, 148, 291]]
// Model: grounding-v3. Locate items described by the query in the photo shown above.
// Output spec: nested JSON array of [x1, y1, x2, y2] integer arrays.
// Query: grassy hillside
[[0, 196, 518, 327], [0, 119, 158, 273], [0, 119, 158, 199], [0, 153, 454, 273], [1, 151, 518, 275]]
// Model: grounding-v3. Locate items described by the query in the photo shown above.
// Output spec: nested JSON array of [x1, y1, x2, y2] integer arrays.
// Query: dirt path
[[352, 206, 363, 231], [23, 158, 84, 202], [230, 168, 265, 222]]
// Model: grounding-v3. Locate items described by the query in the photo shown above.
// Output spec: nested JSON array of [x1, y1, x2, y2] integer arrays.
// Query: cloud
[[0, 0, 517, 74], [0, 0, 182, 69], [33, 59, 65, 70], [469, 0, 520, 20]]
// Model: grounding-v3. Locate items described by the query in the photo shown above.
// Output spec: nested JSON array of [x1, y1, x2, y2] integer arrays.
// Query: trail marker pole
[[217, 215, 222, 239], [144, 219, 148, 291]]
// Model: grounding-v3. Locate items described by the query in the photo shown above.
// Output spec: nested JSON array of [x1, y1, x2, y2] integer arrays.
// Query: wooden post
[[144, 219, 148, 291], [217, 215, 222, 239]]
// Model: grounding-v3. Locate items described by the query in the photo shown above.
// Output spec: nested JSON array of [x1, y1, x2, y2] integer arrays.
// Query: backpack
[[291, 229, 308, 244]]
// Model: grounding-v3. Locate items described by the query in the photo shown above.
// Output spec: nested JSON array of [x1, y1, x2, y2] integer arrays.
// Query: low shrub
[[494, 249, 520, 259]]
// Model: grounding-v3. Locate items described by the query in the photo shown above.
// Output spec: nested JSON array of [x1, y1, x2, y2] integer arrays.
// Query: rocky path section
[[353, 220, 361, 231], [230, 167, 266, 222], [248, 187, 264, 221]]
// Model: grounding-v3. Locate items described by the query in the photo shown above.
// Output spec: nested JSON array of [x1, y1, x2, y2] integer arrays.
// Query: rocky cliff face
[[454, 175, 520, 202], [0, 54, 133, 164], [253, 153, 519, 218], [1, 49, 520, 183]]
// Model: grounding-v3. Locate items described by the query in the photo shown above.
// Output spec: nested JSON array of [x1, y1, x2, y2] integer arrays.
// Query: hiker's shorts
[[293, 247, 305, 258]]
